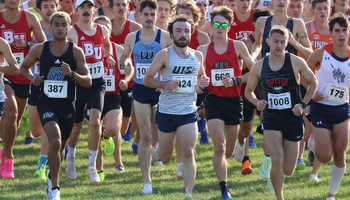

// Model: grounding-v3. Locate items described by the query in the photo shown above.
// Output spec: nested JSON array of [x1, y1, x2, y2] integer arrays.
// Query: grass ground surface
[[1, 117, 350, 200]]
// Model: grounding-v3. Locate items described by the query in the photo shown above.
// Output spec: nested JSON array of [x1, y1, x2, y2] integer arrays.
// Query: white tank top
[[158, 46, 200, 115], [128, 12, 136, 22], [316, 43, 350, 106]]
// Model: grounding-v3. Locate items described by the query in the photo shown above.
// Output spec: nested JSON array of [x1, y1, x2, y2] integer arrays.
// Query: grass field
[[1, 117, 350, 200]]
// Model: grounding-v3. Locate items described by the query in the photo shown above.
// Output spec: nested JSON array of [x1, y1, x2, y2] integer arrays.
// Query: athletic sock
[[37, 155, 48, 170], [265, 154, 270, 157], [52, 186, 60, 191], [242, 156, 250, 164], [329, 164, 346, 195], [67, 146, 76, 162], [88, 150, 98, 169], [177, 162, 183, 167], [219, 181, 227, 195]]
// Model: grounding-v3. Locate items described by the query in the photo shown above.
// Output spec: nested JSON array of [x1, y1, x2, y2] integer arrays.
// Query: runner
[[197, 6, 256, 200], [301, 0, 314, 22], [29, 0, 58, 181], [287, 0, 304, 19], [155, 0, 175, 31], [144, 14, 209, 200], [306, 13, 350, 200], [20, 11, 91, 199], [227, 0, 254, 40], [65, 0, 115, 183], [128, 0, 141, 23], [330, 0, 350, 19], [245, 25, 318, 200], [120, 0, 173, 194], [0, 0, 46, 179], [94, 0, 114, 20], [195, 0, 208, 28]]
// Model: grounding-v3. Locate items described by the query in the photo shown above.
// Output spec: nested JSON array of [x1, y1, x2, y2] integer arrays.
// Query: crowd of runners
[[0, 0, 349, 199]]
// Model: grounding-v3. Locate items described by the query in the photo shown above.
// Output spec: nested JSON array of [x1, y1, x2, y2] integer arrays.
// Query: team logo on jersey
[[214, 61, 229, 69], [313, 35, 319, 40], [104, 67, 115, 76], [48, 67, 66, 80], [172, 66, 195, 74], [43, 112, 54, 119], [140, 51, 155, 60], [267, 78, 288, 92], [2, 30, 26, 48], [331, 64, 346, 83], [0, 25, 5, 28], [82, 41, 103, 61], [232, 22, 237, 26], [235, 31, 254, 40], [311, 41, 328, 49]]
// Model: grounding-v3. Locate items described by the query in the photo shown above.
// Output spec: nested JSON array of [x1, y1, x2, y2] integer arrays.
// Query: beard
[[173, 38, 190, 48]]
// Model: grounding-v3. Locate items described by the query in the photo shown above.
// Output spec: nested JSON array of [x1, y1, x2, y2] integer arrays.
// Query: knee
[[159, 153, 172, 164], [5, 108, 17, 122], [72, 123, 83, 134], [181, 146, 194, 161], [283, 166, 295, 176], [239, 128, 251, 138], [105, 127, 118, 138], [333, 149, 346, 166], [214, 142, 225, 156], [271, 155, 283, 169], [89, 120, 100, 131], [31, 131, 42, 138], [49, 137, 61, 151], [140, 132, 151, 145], [316, 151, 332, 164]]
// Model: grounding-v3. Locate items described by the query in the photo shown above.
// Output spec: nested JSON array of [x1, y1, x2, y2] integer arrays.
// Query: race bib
[[4, 52, 24, 66], [105, 75, 115, 92], [325, 84, 347, 104], [119, 63, 125, 75], [87, 61, 104, 79], [268, 92, 292, 110], [211, 69, 234, 86], [172, 75, 195, 93], [136, 63, 158, 79], [44, 80, 68, 98]]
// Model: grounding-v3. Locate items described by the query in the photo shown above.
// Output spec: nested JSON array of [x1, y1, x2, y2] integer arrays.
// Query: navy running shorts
[[132, 83, 160, 107], [156, 111, 198, 133]]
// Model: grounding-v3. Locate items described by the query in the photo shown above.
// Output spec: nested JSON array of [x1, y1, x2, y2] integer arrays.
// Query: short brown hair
[[158, 0, 176, 13], [93, 16, 112, 30], [36, 0, 58, 9], [329, 12, 350, 32], [140, 0, 158, 13], [210, 6, 234, 25], [168, 14, 195, 35], [269, 25, 289, 39], [175, 0, 201, 27], [108, 0, 131, 9], [311, 0, 330, 9], [49, 11, 71, 25]]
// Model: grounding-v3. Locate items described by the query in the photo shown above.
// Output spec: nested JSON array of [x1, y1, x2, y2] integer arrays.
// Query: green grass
[[1, 117, 350, 200]]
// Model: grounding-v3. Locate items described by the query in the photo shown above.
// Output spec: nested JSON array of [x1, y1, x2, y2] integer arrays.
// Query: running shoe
[[46, 169, 52, 199], [50, 188, 60, 200], [104, 137, 115, 156], [184, 194, 194, 200], [142, 183, 152, 194], [122, 131, 131, 142], [234, 142, 245, 162], [132, 142, 138, 155], [296, 157, 306, 170], [88, 168, 100, 183], [241, 160, 253, 175], [222, 185, 234, 200], [308, 151, 315, 166], [24, 137, 34, 146], [1, 159, 14, 178], [65, 159, 77, 180], [176, 164, 183, 178], [98, 171, 105, 181], [154, 160, 163, 166], [309, 174, 320, 182], [115, 165, 125, 173], [267, 178, 275, 193], [0, 137, 2, 142], [34, 164, 47, 181], [326, 197, 335, 200], [259, 155, 271, 180], [249, 134, 257, 148], [308, 134, 315, 151]]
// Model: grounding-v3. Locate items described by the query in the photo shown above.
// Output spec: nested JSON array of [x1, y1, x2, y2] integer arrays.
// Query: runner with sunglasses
[[197, 6, 255, 200]]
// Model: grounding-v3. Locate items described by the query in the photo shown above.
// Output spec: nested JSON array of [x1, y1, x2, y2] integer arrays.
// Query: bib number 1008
[[268, 92, 292, 110]]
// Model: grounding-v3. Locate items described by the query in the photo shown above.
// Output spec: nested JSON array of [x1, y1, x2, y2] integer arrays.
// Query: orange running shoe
[[241, 160, 253, 175]]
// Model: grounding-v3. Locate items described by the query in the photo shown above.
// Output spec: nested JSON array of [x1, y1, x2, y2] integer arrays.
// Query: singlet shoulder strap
[[98, 7, 104, 16], [309, 21, 316, 35], [324, 43, 332, 55], [287, 17, 294, 32], [155, 29, 162, 44], [135, 30, 141, 43]]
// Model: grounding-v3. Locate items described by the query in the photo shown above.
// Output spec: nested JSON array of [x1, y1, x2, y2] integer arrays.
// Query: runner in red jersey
[[109, 0, 141, 151], [228, 0, 254, 40], [197, 6, 255, 199], [0, 0, 46, 179], [65, 0, 116, 184], [331, 0, 350, 19], [93, 16, 134, 178], [176, 0, 210, 50]]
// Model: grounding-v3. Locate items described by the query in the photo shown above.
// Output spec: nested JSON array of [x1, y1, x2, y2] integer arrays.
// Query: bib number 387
[[172, 75, 195, 93], [325, 84, 347, 104], [44, 80, 68, 98], [268, 92, 291, 110]]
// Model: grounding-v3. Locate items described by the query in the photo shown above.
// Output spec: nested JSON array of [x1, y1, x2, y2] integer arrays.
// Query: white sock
[[142, 183, 152, 194], [177, 162, 183, 166], [67, 146, 76, 162], [88, 150, 98, 169], [329, 164, 346, 195]]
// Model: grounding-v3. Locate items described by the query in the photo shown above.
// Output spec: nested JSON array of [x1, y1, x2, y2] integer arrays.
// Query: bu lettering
[[83, 42, 102, 60]]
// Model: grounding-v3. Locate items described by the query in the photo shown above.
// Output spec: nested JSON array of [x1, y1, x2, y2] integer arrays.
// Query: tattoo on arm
[[300, 32, 307, 39]]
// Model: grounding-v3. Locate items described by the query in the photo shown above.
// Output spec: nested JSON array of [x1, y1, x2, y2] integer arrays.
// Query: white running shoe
[[326, 197, 335, 200], [65, 159, 77, 181], [234, 142, 245, 162], [50, 189, 60, 200], [46, 169, 52, 199], [154, 160, 163, 166], [308, 134, 315, 151], [176, 164, 183, 178], [309, 174, 320, 182], [88, 168, 100, 183], [142, 183, 152, 194]]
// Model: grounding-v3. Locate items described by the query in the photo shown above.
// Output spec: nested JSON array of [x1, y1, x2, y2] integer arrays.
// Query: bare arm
[[235, 41, 255, 70], [290, 19, 313, 59], [115, 43, 134, 82], [120, 33, 134, 72], [67, 27, 79, 44], [28, 12, 46, 43], [197, 30, 210, 45], [0, 39, 19, 75], [251, 18, 264, 59], [20, 44, 43, 82], [245, 61, 263, 107], [306, 47, 323, 71], [72, 46, 92, 88], [252, 0, 260, 8]]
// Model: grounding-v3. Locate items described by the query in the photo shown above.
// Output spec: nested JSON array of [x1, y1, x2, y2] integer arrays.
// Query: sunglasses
[[212, 22, 229, 29]]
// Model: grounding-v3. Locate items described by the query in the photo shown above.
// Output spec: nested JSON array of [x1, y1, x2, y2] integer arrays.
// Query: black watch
[[232, 77, 241, 86], [71, 71, 76, 79], [300, 102, 307, 109], [26, 41, 30, 48]]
